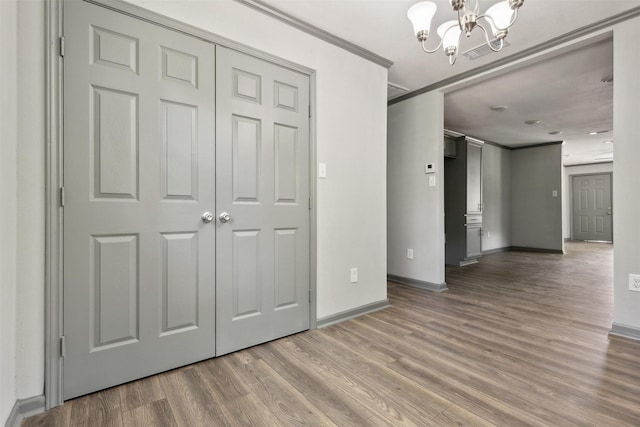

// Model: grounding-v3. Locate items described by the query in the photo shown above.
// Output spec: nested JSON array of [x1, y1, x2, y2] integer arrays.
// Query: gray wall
[[613, 17, 640, 330], [511, 144, 564, 251], [482, 143, 512, 251], [387, 92, 445, 286], [563, 162, 613, 239]]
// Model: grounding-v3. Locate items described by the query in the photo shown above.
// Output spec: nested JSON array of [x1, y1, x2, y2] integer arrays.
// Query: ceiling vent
[[388, 82, 409, 99], [462, 39, 511, 61]]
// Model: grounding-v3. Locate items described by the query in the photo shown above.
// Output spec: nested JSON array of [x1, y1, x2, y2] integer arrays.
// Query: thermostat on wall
[[425, 163, 436, 174]]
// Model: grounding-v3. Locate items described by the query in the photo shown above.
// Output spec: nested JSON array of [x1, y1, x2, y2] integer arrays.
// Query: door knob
[[219, 212, 231, 223], [201, 212, 214, 223]]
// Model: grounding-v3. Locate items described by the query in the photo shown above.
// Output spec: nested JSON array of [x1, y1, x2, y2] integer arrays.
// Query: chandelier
[[407, 0, 524, 65]]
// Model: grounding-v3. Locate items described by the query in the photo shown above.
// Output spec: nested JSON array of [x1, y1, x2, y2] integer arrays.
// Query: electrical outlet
[[629, 274, 640, 291], [350, 268, 358, 283], [407, 248, 413, 260]]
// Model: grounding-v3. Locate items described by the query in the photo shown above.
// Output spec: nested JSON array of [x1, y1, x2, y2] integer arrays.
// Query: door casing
[[45, 0, 318, 409]]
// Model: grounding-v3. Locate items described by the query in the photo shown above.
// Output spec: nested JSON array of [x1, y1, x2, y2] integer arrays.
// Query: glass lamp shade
[[485, 1, 514, 33], [407, 2, 438, 36], [437, 21, 462, 51]]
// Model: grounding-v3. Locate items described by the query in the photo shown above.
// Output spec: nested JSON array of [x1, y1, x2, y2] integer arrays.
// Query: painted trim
[[444, 129, 560, 151], [309, 73, 317, 330], [5, 401, 19, 427], [565, 161, 613, 168], [47, 0, 321, 408], [45, 0, 64, 410], [459, 258, 479, 267], [511, 246, 564, 254], [233, 0, 393, 69], [511, 141, 563, 150], [610, 323, 640, 341], [482, 247, 512, 255], [388, 6, 640, 106], [387, 274, 449, 293], [316, 299, 390, 329], [5, 395, 46, 427]]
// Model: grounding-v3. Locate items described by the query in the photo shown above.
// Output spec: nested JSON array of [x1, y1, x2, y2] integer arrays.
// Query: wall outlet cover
[[629, 274, 640, 291], [350, 267, 358, 283]]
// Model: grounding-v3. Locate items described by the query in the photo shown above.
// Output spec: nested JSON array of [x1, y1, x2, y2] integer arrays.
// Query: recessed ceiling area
[[444, 37, 614, 166]]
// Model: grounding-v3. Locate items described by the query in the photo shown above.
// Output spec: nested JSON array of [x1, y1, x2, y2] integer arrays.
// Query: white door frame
[[569, 172, 614, 241], [45, 0, 318, 408]]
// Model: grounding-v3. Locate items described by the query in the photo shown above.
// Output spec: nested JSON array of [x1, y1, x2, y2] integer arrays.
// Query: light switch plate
[[428, 176, 436, 187], [552, 190, 558, 197], [318, 162, 327, 178]]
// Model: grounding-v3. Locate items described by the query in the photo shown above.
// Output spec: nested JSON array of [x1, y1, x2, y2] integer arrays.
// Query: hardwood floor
[[24, 242, 640, 426]]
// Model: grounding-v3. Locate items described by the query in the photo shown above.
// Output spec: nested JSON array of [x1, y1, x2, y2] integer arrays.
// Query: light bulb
[[437, 21, 462, 53], [407, 2, 438, 37], [486, 1, 514, 34]]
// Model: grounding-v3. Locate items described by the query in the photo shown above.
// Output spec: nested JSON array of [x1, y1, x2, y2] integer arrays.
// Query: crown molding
[[389, 6, 640, 106], [233, 0, 393, 69]]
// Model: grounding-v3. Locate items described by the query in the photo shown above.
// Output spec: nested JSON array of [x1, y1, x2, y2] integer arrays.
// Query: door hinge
[[59, 37, 65, 57], [309, 289, 312, 303], [59, 187, 65, 207], [308, 105, 311, 118], [60, 336, 66, 358], [308, 197, 311, 210]]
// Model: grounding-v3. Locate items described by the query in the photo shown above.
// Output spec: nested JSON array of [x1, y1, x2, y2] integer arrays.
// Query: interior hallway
[[23, 242, 640, 426]]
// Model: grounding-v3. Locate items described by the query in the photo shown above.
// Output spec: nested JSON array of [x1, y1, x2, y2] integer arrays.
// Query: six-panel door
[[63, 1, 217, 399], [215, 47, 311, 356], [572, 174, 613, 242], [63, 0, 311, 399]]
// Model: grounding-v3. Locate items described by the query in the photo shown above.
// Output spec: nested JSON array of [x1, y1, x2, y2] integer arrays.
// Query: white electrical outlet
[[350, 267, 358, 283], [407, 248, 413, 259], [629, 274, 640, 291]]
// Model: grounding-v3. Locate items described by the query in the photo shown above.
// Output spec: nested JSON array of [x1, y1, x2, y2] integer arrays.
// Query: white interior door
[[572, 173, 613, 242], [63, 1, 216, 399], [215, 47, 310, 356]]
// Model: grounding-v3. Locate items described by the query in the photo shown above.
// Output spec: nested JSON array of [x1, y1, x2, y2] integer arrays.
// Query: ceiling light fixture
[[407, 0, 524, 65], [549, 131, 563, 135], [490, 105, 508, 111], [525, 120, 541, 125], [603, 140, 614, 144], [589, 130, 609, 135]]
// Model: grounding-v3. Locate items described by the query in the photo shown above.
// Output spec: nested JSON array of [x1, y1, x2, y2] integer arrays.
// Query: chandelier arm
[[449, 31, 463, 65], [478, 6, 519, 32], [421, 38, 443, 54], [477, 23, 504, 52], [509, 7, 520, 28]]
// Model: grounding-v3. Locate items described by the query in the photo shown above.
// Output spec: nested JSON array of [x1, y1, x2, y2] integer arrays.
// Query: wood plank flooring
[[24, 242, 640, 426]]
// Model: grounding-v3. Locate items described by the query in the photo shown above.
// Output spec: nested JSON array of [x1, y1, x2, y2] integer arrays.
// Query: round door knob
[[201, 212, 214, 223], [219, 212, 231, 223]]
